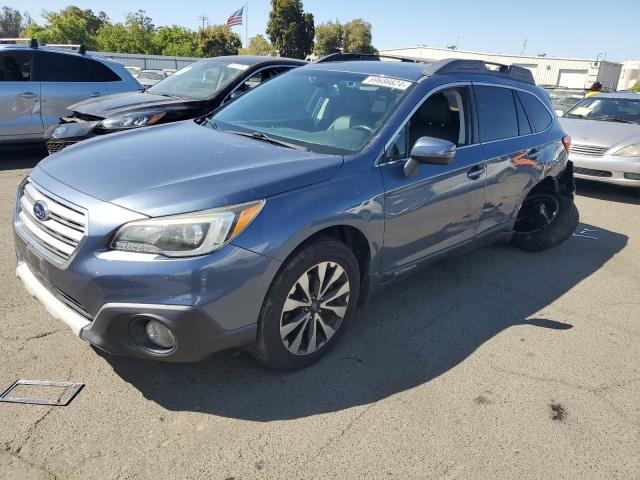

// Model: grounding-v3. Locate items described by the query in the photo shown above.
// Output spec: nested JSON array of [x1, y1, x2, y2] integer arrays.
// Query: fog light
[[144, 320, 176, 349], [624, 172, 640, 180]]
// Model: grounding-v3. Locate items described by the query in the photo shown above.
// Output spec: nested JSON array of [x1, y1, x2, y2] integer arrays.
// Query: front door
[[380, 85, 487, 274], [0, 51, 43, 140]]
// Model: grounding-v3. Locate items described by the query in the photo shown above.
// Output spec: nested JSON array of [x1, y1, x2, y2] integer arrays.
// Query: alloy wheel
[[280, 261, 350, 356], [514, 192, 561, 235]]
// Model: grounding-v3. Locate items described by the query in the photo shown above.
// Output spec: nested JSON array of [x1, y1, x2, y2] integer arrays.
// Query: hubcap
[[514, 193, 560, 235], [280, 261, 350, 356]]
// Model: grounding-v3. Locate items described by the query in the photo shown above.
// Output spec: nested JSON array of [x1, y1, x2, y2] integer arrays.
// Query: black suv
[[46, 55, 306, 153]]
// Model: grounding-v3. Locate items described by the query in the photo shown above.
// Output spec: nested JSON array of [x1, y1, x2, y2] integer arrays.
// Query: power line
[[197, 14, 208, 30]]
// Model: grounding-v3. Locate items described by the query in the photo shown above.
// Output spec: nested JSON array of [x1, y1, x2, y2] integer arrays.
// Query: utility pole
[[197, 14, 208, 30]]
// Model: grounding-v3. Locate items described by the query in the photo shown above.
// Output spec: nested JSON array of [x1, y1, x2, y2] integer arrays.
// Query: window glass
[[475, 85, 518, 141], [517, 91, 552, 132], [211, 69, 413, 154], [148, 60, 250, 100], [514, 92, 532, 135], [385, 125, 408, 161], [408, 88, 470, 150], [0, 53, 31, 81], [237, 67, 291, 93], [38, 52, 95, 82], [564, 97, 640, 125], [88, 60, 121, 82]]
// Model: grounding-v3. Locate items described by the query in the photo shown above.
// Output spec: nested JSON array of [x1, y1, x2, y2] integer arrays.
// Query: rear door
[[0, 51, 43, 140], [473, 84, 546, 233], [34, 51, 109, 132], [380, 85, 487, 274]]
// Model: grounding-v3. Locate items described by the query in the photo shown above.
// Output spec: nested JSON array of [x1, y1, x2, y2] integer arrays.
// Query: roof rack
[[0, 37, 39, 48], [45, 44, 86, 55], [315, 52, 425, 64], [422, 59, 535, 85]]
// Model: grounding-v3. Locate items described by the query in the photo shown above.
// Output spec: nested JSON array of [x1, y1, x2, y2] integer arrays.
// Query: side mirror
[[404, 136, 456, 177]]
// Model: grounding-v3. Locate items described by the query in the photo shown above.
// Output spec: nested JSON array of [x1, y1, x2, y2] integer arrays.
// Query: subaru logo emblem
[[33, 200, 49, 221]]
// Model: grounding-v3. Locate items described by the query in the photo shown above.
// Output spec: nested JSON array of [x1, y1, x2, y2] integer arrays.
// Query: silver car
[[0, 42, 141, 144], [560, 93, 640, 187]]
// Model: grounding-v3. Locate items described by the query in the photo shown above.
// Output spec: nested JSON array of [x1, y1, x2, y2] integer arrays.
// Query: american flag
[[226, 7, 244, 27]]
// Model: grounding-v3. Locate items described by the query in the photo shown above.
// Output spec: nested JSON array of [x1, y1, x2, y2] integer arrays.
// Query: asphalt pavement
[[1, 146, 639, 479]]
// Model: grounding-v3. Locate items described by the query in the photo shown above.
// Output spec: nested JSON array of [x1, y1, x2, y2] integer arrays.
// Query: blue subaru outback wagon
[[14, 55, 577, 370]]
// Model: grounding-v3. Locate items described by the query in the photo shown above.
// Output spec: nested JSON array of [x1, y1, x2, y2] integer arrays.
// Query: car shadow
[[102, 222, 626, 421], [0, 145, 47, 171], [576, 179, 640, 205]]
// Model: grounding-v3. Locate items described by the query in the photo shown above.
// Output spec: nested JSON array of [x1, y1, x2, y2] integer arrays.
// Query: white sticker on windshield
[[362, 76, 412, 90], [228, 63, 249, 71]]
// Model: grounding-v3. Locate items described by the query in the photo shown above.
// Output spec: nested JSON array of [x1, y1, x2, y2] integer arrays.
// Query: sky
[[6, 0, 639, 62]]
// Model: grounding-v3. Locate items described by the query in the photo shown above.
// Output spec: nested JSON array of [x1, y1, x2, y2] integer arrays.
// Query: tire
[[512, 190, 579, 252], [254, 236, 360, 371]]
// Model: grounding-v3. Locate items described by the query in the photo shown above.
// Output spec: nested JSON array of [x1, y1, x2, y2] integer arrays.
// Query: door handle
[[19, 92, 38, 99], [467, 165, 485, 180], [90, 92, 101, 98]]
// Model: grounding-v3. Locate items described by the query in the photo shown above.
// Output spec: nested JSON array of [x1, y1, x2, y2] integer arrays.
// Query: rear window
[[37, 52, 95, 82], [475, 85, 518, 142], [88, 60, 121, 82], [517, 91, 553, 132]]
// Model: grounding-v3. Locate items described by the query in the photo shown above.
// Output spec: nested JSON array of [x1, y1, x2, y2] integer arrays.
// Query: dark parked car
[[15, 57, 577, 370], [46, 55, 306, 153]]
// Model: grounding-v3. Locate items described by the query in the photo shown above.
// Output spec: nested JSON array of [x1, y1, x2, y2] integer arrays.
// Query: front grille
[[30, 264, 91, 319], [46, 141, 75, 155], [16, 180, 87, 264], [574, 167, 613, 178], [571, 144, 610, 157]]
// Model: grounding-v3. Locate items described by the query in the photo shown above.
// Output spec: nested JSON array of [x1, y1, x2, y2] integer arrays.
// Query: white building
[[618, 60, 640, 91], [380, 45, 623, 91]]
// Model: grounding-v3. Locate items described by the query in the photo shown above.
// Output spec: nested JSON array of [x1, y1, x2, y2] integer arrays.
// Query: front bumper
[[571, 153, 640, 187], [45, 120, 101, 155], [14, 173, 281, 362]]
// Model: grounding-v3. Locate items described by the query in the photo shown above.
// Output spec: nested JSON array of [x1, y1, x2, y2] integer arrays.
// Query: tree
[[96, 10, 158, 54], [241, 35, 273, 56], [343, 18, 376, 54], [266, 0, 314, 59], [632, 82, 640, 93], [196, 25, 241, 57], [0, 6, 31, 37], [154, 25, 197, 57], [313, 20, 342, 56], [24, 6, 106, 49]]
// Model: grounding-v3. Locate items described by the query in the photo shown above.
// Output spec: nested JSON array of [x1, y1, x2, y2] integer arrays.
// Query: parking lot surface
[[1, 146, 639, 480]]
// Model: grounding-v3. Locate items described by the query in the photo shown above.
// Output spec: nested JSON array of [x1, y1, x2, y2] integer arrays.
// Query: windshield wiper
[[226, 130, 308, 151]]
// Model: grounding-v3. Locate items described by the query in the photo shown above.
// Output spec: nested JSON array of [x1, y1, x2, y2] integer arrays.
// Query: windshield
[[148, 60, 250, 100], [565, 97, 640, 124], [547, 90, 584, 111], [209, 69, 414, 154]]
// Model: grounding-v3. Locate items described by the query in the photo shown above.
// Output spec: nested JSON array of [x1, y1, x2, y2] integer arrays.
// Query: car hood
[[37, 121, 343, 217], [69, 91, 200, 119], [559, 118, 640, 149]]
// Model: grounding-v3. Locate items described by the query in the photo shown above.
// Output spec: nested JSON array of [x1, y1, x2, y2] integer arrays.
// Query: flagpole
[[245, 2, 249, 49]]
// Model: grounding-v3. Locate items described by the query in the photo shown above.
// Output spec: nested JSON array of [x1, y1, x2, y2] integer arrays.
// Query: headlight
[[99, 111, 166, 130], [110, 200, 264, 257], [613, 143, 640, 157]]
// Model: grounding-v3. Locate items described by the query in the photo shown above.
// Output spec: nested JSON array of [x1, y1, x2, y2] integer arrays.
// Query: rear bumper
[[570, 154, 640, 186]]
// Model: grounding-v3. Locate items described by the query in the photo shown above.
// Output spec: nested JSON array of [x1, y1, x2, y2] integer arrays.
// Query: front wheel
[[254, 237, 360, 370], [512, 190, 579, 252]]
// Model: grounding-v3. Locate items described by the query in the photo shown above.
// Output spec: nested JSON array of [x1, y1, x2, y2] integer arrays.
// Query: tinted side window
[[514, 92, 533, 135], [517, 91, 553, 132], [88, 60, 121, 82], [475, 85, 518, 142], [37, 52, 95, 82], [0, 53, 31, 81]]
